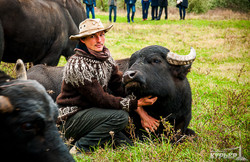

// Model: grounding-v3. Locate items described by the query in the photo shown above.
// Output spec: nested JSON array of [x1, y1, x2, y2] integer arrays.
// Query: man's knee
[[112, 110, 129, 127]]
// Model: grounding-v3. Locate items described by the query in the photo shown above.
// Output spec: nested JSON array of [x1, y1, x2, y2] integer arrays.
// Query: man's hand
[[137, 96, 157, 107], [136, 96, 159, 133], [135, 106, 160, 133]]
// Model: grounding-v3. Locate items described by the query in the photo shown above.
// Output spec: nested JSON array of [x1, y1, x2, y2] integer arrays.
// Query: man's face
[[81, 31, 105, 52]]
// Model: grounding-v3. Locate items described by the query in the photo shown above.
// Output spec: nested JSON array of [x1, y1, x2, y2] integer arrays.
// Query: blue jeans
[[142, 1, 150, 19], [126, 4, 135, 22], [109, 5, 117, 22], [86, 5, 95, 19], [179, 5, 186, 20]]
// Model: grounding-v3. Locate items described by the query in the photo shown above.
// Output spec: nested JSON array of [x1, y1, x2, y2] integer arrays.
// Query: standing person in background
[[84, 0, 96, 19], [125, 0, 137, 23], [157, 0, 168, 20], [151, 0, 158, 20], [176, 0, 188, 20], [141, 0, 150, 21], [108, 0, 117, 22]]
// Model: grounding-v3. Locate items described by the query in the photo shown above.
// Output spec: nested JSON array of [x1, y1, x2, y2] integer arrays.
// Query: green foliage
[[96, 0, 109, 12], [117, 0, 126, 10], [96, 0, 142, 12], [210, 0, 250, 12], [188, 0, 211, 14], [187, 0, 250, 14]]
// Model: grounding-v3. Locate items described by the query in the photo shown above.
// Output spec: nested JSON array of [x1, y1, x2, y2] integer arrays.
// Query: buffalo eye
[[21, 120, 44, 134], [21, 122, 36, 131], [153, 59, 161, 64]]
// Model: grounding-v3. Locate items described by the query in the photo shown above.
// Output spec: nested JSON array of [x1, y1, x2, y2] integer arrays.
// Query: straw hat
[[69, 19, 113, 40]]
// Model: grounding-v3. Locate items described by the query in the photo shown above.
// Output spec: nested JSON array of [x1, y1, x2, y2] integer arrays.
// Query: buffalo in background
[[27, 65, 64, 101], [0, 0, 86, 65], [0, 62, 74, 161]]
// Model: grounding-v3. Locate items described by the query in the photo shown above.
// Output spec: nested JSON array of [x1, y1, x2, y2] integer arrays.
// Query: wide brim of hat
[[69, 24, 113, 40]]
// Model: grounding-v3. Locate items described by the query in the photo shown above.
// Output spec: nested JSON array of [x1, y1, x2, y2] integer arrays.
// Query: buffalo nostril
[[128, 71, 137, 78], [123, 70, 138, 83], [124, 71, 137, 79]]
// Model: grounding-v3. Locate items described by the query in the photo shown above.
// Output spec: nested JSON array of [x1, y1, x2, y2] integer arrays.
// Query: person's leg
[[90, 5, 95, 19], [142, 2, 146, 19], [145, 2, 149, 20], [157, 6, 163, 20], [64, 108, 130, 152], [155, 6, 158, 19], [183, 7, 186, 20], [179, 5, 182, 20], [109, 6, 112, 22], [153, 6, 157, 19], [86, 5, 90, 18], [151, 6, 155, 20], [109, 6, 111, 22], [114, 6, 117, 22], [165, 6, 168, 19], [131, 4, 135, 22], [127, 4, 131, 23]]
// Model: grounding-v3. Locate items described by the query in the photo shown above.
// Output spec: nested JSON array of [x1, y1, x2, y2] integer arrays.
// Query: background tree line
[[96, 0, 250, 13]]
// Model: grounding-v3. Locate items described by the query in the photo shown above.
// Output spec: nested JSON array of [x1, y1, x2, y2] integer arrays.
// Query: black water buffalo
[[123, 45, 196, 139], [0, 70, 74, 161], [0, 0, 86, 65]]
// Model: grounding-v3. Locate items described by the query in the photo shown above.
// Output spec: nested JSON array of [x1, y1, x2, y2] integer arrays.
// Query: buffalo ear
[[0, 96, 14, 113], [170, 64, 192, 80]]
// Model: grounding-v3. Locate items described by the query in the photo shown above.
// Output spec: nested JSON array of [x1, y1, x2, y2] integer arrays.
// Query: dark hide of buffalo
[[0, 0, 86, 65], [0, 70, 74, 162], [0, 20, 3, 61], [27, 65, 64, 101], [123, 45, 195, 140]]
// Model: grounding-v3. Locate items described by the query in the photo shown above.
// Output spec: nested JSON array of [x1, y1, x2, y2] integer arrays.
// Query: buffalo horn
[[167, 47, 196, 65], [0, 96, 14, 113], [16, 59, 27, 80]]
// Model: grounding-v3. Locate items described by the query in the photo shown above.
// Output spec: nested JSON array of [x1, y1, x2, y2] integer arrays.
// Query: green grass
[[72, 13, 249, 161], [2, 10, 249, 161]]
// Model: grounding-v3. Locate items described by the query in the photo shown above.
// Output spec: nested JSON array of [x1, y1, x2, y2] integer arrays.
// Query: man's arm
[[136, 96, 160, 132]]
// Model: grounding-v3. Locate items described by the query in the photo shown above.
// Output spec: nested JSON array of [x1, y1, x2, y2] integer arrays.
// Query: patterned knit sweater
[[56, 49, 137, 123]]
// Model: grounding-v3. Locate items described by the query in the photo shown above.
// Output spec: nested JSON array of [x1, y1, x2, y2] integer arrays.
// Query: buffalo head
[[0, 70, 74, 162], [123, 45, 196, 138], [123, 45, 195, 98]]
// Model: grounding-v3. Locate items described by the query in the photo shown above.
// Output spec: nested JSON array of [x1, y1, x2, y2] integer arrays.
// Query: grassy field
[[71, 10, 249, 161], [1, 8, 249, 161]]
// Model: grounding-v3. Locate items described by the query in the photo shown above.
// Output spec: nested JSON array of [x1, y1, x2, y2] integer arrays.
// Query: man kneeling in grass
[[56, 19, 158, 154]]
